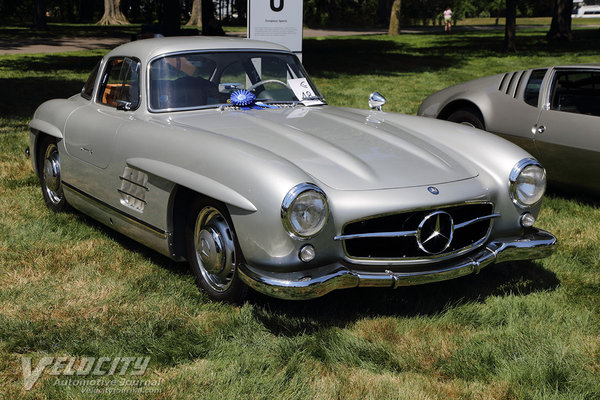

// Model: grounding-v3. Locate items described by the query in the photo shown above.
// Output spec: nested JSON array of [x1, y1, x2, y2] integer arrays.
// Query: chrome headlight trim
[[281, 183, 329, 240], [509, 158, 546, 208]]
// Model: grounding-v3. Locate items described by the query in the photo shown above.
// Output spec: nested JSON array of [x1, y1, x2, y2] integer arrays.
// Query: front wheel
[[447, 108, 485, 130], [38, 136, 69, 212], [186, 200, 248, 303]]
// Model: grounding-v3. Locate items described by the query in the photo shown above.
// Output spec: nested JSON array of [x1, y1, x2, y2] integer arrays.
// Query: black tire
[[38, 136, 69, 212], [447, 108, 485, 130], [185, 198, 248, 303]]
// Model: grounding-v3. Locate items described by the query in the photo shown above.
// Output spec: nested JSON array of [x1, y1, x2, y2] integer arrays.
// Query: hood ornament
[[427, 186, 440, 195]]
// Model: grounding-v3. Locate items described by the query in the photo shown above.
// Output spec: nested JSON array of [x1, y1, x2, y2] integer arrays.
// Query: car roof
[[552, 64, 600, 69], [105, 36, 292, 64]]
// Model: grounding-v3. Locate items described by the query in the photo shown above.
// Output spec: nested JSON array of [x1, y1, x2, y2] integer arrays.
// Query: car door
[[63, 57, 141, 195], [489, 69, 548, 157], [534, 68, 600, 189]]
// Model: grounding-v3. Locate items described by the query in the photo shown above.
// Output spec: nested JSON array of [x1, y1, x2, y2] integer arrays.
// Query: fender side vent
[[119, 167, 149, 212]]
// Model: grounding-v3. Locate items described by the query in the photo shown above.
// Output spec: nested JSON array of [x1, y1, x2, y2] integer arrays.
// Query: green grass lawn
[[1, 28, 600, 399]]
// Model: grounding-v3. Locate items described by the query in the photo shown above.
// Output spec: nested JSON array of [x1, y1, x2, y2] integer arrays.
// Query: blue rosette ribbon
[[230, 89, 256, 108]]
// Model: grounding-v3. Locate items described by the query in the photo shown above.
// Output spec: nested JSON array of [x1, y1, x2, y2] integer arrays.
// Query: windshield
[[149, 51, 322, 111]]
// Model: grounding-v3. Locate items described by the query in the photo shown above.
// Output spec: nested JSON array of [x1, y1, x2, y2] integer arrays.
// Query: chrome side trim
[[62, 181, 166, 237], [119, 175, 150, 190], [238, 228, 557, 300], [117, 189, 147, 204], [119, 167, 149, 212], [62, 181, 178, 260]]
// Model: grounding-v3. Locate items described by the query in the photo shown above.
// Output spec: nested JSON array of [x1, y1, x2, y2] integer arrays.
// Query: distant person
[[443, 7, 453, 32]]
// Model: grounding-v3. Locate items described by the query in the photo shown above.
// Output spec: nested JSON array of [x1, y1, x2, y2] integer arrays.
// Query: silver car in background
[[418, 65, 600, 194], [29, 37, 556, 302]]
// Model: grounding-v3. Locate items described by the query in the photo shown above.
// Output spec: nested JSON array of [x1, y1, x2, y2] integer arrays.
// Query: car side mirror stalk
[[369, 92, 386, 111], [116, 100, 133, 111]]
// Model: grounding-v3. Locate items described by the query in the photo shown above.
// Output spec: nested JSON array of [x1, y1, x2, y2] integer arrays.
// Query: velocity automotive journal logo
[[21, 356, 161, 393]]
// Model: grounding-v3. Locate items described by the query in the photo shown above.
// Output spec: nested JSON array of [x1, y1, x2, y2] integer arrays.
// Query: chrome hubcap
[[193, 206, 236, 292], [43, 144, 63, 205]]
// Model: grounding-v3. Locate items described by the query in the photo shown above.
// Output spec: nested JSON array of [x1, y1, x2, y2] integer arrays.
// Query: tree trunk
[[388, 0, 402, 35], [186, 0, 202, 26], [33, 0, 46, 29], [504, 0, 516, 52], [547, 0, 573, 41], [97, 0, 129, 25]]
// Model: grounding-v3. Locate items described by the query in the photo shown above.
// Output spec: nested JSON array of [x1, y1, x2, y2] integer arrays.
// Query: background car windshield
[[149, 52, 320, 111]]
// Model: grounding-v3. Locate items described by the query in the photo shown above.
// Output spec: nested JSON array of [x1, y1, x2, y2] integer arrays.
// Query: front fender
[[127, 157, 257, 212], [29, 119, 63, 139]]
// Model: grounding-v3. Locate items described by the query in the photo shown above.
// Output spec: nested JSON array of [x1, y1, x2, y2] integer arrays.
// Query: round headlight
[[281, 183, 329, 239], [509, 159, 546, 208]]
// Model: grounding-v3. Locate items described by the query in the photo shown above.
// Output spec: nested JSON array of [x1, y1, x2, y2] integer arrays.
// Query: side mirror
[[369, 92, 386, 111], [116, 100, 132, 111]]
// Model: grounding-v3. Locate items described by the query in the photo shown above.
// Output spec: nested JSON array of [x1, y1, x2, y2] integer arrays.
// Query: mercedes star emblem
[[416, 211, 454, 254]]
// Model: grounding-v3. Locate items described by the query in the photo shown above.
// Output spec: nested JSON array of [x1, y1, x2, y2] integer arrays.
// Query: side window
[[550, 70, 600, 117], [81, 61, 101, 100], [523, 69, 547, 107], [97, 57, 140, 109]]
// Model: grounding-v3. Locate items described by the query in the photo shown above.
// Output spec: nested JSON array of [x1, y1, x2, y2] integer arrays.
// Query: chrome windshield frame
[[146, 49, 323, 113]]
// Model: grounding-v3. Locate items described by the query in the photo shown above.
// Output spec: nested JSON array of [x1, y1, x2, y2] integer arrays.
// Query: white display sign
[[248, 0, 303, 55]]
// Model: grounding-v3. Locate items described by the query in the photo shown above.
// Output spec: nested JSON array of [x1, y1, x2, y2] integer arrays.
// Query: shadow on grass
[[59, 202, 559, 336], [303, 37, 462, 78], [547, 186, 600, 208], [249, 261, 560, 337], [70, 212, 189, 277], [303, 29, 600, 79], [0, 54, 103, 132], [0, 53, 102, 121], [0, 77, 85, 120]]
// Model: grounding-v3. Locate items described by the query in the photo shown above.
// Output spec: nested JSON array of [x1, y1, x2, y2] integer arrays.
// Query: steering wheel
[[247, 79, 290, 92]]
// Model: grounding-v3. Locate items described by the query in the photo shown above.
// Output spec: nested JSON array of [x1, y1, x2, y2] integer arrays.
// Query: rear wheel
[[186, 199, 248, 302], [38, 136, 69, 212], [447, 108, 485, 130]]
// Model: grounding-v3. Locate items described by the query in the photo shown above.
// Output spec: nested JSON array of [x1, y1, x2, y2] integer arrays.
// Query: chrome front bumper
[[238, 228, 557, 300]]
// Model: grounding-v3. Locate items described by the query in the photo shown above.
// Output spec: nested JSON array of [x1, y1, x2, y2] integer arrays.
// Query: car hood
[[166, 106, 479, 191]]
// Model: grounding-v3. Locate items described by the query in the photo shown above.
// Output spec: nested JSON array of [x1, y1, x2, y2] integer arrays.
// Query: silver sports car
[[418, 65, 600, 194], [29, 37, 556, 301]]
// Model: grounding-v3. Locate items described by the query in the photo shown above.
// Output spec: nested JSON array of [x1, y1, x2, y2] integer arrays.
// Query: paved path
[[0, 28, 389, 55], [0, 36, 128, 55], [5, 24, 596, 55]]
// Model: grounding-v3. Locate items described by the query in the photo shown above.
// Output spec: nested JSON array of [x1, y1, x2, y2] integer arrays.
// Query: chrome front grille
[[336, 203, 497, 261]]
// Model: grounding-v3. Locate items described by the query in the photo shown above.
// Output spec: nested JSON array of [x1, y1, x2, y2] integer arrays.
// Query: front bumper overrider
[[238, 228, 557, 300]]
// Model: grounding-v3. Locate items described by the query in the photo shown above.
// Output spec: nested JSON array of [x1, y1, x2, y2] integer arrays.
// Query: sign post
[[247, 0, 304, 60]]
